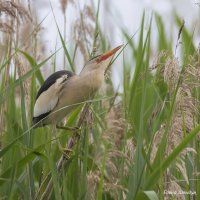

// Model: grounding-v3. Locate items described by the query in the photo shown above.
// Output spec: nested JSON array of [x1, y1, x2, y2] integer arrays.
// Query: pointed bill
[[97, 45, 123, 63]]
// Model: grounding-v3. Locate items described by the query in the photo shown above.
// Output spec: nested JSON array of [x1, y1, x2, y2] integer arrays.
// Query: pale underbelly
[[43, 83, 97, 125]]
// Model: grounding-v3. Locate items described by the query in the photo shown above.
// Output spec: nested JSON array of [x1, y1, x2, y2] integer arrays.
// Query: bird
[[32, 45, 122, 128]]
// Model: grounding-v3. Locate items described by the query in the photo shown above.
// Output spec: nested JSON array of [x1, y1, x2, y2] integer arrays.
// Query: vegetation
[[0, 1, 199, 200]]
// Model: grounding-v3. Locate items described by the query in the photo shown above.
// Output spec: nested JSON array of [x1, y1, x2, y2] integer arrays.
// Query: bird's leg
[[52, 125, 63, 152], [56, 125, 80, 132], [56, 125, 81, 157]]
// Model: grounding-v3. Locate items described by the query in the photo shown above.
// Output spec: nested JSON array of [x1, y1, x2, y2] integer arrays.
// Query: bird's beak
[[96, 45, 123, 63]]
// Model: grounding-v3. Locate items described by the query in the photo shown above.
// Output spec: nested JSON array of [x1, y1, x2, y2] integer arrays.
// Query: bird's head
[[80, 45, 122, 75]]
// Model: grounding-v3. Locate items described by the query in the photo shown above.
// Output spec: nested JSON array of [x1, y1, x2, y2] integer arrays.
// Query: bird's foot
[[62, 148, 73, 159]]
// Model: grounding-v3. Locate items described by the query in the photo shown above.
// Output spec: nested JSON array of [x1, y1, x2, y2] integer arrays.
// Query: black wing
[[36, 70, 74, 100], [33, 70, 74, 127]]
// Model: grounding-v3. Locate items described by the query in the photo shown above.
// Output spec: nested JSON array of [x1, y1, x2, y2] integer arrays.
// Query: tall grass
[[0, 1, 200, 200]]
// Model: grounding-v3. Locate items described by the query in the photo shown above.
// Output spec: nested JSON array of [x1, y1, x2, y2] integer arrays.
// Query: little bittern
[[32, 45, 122, 127]]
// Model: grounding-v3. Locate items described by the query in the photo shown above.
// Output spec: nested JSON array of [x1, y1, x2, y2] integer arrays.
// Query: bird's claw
[[71, 126, 81, 132], [62, 148, 73, 159]]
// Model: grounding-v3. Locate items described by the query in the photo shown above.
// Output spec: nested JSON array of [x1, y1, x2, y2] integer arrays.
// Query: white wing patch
[[33, 74, 68, 117], [33, 90, 58, 118], [55, 74, 68, 87]]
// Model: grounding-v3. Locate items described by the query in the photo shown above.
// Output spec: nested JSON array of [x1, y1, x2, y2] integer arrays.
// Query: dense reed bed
[[0, 1, 200, 199]]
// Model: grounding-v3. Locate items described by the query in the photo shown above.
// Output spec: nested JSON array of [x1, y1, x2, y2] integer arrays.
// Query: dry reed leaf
[[73, 5, 97, 62], [150, 126, 165, 162], [105, 104, 126, 146], [0, 22, 13, 33], [150, 50, 168, 71], [163, 57, 179, 90], [86, 170, 100, 200], [59, 0, 75, 14], [0, 1, 32, 22], [87, 169, 127, 200], [176, 160, 189, 184], [181, 147, 197, 155], [15, 55, 31, 112]]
